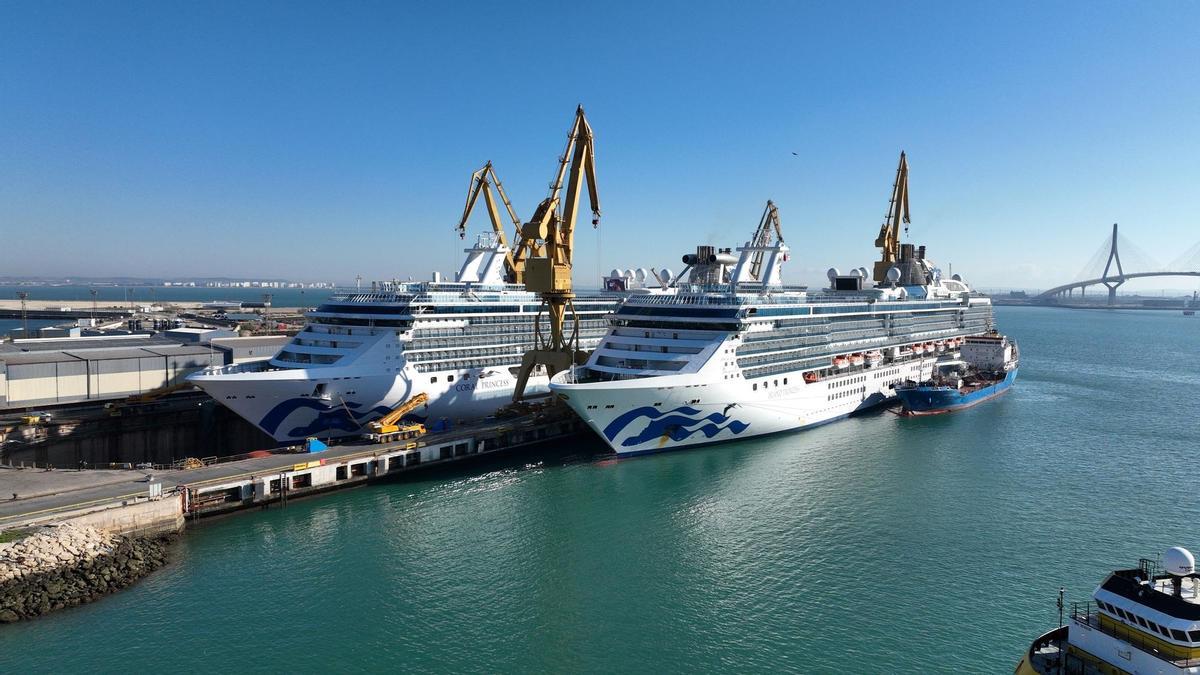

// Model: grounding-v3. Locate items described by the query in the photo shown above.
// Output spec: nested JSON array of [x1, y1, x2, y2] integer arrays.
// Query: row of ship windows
[[1096, 600, 1200, 642], [602, 342, 703, 355], [752, 378, 788, 391], [275, 351, 342, 365], [828, 387, 866, 401]]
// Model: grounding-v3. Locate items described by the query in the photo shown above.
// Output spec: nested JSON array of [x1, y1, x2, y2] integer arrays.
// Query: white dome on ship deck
[[1165, 547, 1195, 576], [826, 268, 840, 281]]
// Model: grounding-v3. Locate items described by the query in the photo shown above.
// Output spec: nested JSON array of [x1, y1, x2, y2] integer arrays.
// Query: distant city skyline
[[2, 1, 1198, 291]]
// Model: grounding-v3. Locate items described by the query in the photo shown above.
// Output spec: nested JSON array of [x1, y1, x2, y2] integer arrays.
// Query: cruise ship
[[189, 234, 657, 443], [1018, 547, 1200, 674], [549, 157, 1000, 456]]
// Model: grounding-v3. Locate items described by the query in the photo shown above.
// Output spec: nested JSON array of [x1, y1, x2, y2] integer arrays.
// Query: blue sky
[[1, 1, 1198, 290]]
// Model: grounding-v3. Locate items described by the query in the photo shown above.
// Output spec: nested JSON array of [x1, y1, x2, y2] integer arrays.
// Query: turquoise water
[[2, 307, 1198, 673]]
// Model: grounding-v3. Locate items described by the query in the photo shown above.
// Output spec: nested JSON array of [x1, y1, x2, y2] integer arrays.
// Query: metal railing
[[1071, 601, 1200, 667]]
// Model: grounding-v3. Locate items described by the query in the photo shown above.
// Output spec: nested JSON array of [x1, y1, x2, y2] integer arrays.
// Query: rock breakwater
[[0, 523, 171, 623]]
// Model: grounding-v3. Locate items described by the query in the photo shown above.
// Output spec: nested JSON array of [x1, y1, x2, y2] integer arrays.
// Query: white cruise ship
[[189, 234, 656, 443], [549, 237, 997, 457]]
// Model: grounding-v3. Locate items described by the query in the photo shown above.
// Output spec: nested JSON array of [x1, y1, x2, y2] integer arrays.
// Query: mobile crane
[[511, 106, 600, 402], [364, 392, 429, 443], [872, 151, 910, 283], [454, 162, 541, 284]]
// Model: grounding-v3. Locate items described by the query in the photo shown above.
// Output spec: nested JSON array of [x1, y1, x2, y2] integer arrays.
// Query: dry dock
[[0, 407, 586, 534]]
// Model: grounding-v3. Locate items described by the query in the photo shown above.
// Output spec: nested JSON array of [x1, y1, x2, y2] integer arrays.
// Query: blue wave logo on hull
[[602, 405, 749, 448], [260, 398, 392, 438]]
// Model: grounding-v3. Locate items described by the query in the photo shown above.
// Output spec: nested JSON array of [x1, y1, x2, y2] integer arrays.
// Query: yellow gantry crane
[[873, 151, 911, 283], [750, 200, 784, 280], [512, 106, 601, 402], [454, 161, 541, 284]]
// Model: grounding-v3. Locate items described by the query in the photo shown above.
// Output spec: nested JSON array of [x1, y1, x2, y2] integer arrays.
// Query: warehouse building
[[210, 335, 288, 364], [0, 336, 221, 410]]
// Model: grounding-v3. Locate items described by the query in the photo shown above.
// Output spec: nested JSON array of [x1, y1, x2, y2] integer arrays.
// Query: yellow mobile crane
[[873, 151, 910, 283], [365, 392, 429, 443], [749, 200, 784, 280], [454, 161, 541, 284], [511, 106, 600, 402]]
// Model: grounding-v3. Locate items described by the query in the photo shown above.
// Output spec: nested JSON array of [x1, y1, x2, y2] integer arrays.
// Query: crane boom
[[454, 162, 540, 283], [873, 151, 910, 283], [750, 200, 784, 280], [372, 392, 429, 429], [512, 106, 600, 402]]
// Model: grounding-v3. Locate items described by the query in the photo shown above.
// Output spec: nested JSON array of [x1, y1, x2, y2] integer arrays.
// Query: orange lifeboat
[[803, 371, 820, 383], [833, 356, 849, 369], [850, 353, 865, 367]]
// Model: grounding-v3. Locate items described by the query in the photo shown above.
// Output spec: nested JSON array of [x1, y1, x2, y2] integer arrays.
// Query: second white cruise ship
[[549, 154, 1002, 456]]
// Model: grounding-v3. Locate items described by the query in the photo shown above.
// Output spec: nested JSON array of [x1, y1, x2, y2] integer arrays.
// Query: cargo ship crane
[[454, 161, 541, 284], [872, 151, 911, 283], [750, 200, 784, 280], [512, 106, 600, 402]]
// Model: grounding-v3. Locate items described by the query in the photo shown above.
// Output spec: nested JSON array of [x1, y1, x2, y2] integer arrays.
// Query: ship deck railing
[[1071, 601, 1200, 667]]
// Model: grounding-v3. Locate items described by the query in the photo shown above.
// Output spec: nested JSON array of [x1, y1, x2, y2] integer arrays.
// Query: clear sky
[[2, 1, 1198, 290]]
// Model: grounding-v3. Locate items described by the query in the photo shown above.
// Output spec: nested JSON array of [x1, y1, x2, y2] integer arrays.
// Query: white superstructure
[[189, 234, 653, 443], [550, 239, 997, 456]]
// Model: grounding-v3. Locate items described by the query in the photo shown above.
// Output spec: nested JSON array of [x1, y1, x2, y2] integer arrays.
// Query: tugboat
[[1017, 547, 1200, 674], [894, 332, 1018, 415]]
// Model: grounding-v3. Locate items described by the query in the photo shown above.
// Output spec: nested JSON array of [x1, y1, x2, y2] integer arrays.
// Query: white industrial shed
[[0, 341, 221, 410]]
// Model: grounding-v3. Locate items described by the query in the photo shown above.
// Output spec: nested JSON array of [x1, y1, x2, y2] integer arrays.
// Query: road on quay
[[0, 440, 412, 527]]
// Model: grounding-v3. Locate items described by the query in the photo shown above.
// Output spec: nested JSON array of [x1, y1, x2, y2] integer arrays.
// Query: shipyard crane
[[511, 106, 600, 402], [454, 161, 541, 284], [749, 200, 784, 280], [872, 151, 911, 283]]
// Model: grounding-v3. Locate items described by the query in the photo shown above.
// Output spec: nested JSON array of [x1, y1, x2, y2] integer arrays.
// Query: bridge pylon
[[1100, 222, 1125, 305]]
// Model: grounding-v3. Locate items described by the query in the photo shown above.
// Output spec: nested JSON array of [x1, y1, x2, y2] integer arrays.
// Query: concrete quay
[[0, 408, 587, 534]]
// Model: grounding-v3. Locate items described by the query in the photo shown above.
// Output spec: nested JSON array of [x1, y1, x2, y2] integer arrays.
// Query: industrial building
[[0, 333, 286, 411], [209, 335, 288, 364]]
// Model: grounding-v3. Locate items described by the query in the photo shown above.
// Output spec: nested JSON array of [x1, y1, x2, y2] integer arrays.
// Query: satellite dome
[[609, 269, 621, 279], [952, 273, 963, 282], [886, 266, 902, 283], [1165, 547, 1195, 576], [660, 268, 673, 284], [858, 267, 870, 280], [622, 269, 634, 280], [852, 268, 865, 280], [635, 268, 648, 283], [826, 268, 840, 281]]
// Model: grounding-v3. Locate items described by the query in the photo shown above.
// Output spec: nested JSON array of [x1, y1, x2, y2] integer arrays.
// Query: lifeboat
[[935, 340, 946, 353], [912, 343, 924, 355], [833, 356, 849, 369], [866, 350, 883, 367], [850, 353, 865, 367], [803, 371, 820, 383]]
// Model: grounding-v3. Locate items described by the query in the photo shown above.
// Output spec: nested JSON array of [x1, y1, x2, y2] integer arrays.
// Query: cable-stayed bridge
[[1035, 223, 1200, 305]]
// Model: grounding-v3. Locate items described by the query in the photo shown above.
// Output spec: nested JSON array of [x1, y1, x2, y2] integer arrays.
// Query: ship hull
[[551, 357, 939, 456], [191, 365, 549, 444], [895, 368, 1017, 416]]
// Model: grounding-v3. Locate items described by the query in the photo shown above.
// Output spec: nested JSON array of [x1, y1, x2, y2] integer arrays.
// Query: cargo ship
[[1017, 547, 1200, 674], [893, 332, 1018, 415]]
